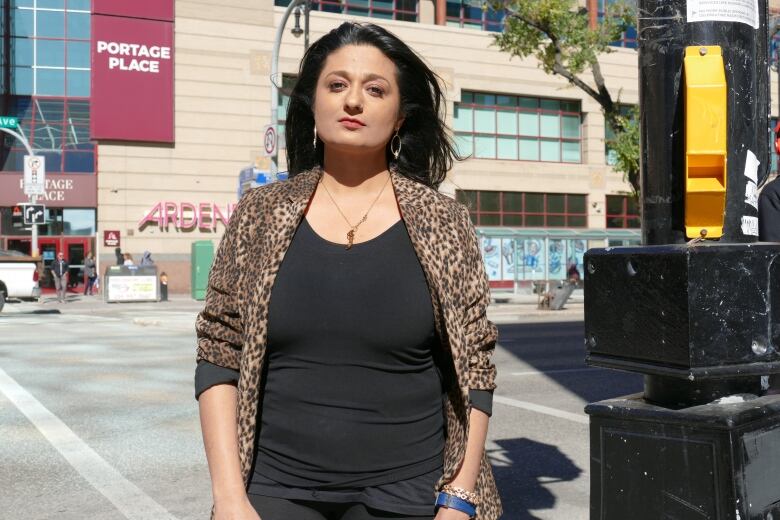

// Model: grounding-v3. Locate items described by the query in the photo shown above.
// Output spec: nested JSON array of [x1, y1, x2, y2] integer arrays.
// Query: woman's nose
[[344, 87, 364, 112]]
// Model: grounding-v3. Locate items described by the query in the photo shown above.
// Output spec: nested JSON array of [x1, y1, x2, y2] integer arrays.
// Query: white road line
[[494, 395, 589, 424], [0, 367, 179, 520], [509, 367, 605, 377]]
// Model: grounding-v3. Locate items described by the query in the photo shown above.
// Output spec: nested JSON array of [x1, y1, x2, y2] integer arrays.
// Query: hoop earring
[[390, 131, 402, 160], [313, 127, 317, 149]]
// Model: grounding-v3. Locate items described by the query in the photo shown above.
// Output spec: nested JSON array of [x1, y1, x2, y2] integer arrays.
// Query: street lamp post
[[270, 0, 311, 177]]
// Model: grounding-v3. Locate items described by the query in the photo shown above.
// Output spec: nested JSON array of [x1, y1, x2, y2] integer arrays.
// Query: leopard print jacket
[[196, 167, 502, 520]]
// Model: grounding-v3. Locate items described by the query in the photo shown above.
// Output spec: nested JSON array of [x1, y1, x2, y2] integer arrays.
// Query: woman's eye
[[329, 81, 347, 91], [367, 86, 385, 96]]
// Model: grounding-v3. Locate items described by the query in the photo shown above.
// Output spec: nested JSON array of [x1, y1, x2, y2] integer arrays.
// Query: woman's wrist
[[213, 482, 247, 504]]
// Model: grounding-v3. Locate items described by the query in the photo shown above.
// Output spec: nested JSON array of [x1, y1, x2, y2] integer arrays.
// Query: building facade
[[0, 0, 778, 293]]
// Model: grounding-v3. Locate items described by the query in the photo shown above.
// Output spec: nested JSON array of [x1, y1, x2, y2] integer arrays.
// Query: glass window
[[539, 112, 560, 138], [474, 135, 496, 159], [496, 110, 517, 134], [503, 192, 523, 210], [606, 195, 640, 228], [480, 192, 500, 212], [496, 136, 517, 160], [525, 193, 544, 213], [474, 107, 495, 133], [454, 191, 589, 228], [66, 12, 90, 39], [67, 41, 90, 68], [37, 10, 66, 38], [64, 152, 94, 173], [561, 115, 580, 138], [540, 140, 560, 162], [12, 9, 35, 37], [37, 39, 66, 67], [547, 194, 565, 213], [38, 0, 65, 8], [519, 138, 538, 161], [66, 69, 90, 96], [562, 141, 581, 163], [12, 67, 33, 95], [62, 209, 96, 235], [568, 195, 587, 214], [36, 69, 66, 96], [453, 106, 473, 132], [12, 37, 34, 66], [519, 112, 538, 136], [454, 134, 473, 157], [68, 0, 91, 10]]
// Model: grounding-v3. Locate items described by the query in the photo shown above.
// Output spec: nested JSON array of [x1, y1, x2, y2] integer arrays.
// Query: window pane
[[67, 12, 90, 38], [480, 214, 500, 226], [62, 209, 95, 235], [474, 107, 495, 133], [627, 196, 639, 215], [548, 194, 565, 213], [496, 136, 517, 160], [457, 190, 478, 210], [36, 69, 66, 95], [38, 98, 65, 122], [453, 106, 473, 132], [519, 138, 538, 161], [496, 95, 516, 107], [460, 91, 473, 103], [562, 115, 580, 138], [64, 152, 94, 173], [37, 39, 65, 67], [539, 113, 560, 137], [562, 141, 581, 163], [525, 215, 544, 226], [627, 217, 641, 228], [474, 135, 496, 158], [503, 214, 523, 226], [39, 0, 65, 7], [561, 101, 579, 112], [606, 196, 624, 215], [68, 0, 91, 9], [12, 67, 33, 94], [474, 93, 495, 106], [607, 216, 623, 228], [519, 97, 537, 109], [496, 109, 517, 134], [567, 216, 587, 227], [540, 99, 560, 111], [547, 215, 565, 227], [503, 192, 523, 211], [454, 133, 473, 157], [12, 9, 34, 37], [67, 41, 90, 68], [480, 192, 500, 211], [568, 195, 586, 214], [519, 112, 538, 135], [12, 37, 33, 66], [33, 124, 62, 149], [37, 11, 66, 38], [540, 140, 560, 161], [526, 193, 544, 213], [67, 69, 90, 96]]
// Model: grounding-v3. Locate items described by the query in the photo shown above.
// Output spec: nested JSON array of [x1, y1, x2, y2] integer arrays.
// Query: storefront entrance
[[6, 236, 94, 294]]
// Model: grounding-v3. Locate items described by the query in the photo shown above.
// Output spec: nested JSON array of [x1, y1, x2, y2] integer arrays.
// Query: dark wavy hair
[[285, 22, 460, 188]]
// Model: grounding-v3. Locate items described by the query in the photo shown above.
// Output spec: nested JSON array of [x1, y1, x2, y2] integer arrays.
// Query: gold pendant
[[346, 229, 355, 250]]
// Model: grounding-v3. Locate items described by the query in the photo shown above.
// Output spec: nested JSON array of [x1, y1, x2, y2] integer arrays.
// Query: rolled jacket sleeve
[[457, 205, 499, 393], [194, 195, 250, 374], [195, 360, 240, 400]]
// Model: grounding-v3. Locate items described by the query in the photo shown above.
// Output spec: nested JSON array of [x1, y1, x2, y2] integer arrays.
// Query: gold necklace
[[319, 173, 391, 250]]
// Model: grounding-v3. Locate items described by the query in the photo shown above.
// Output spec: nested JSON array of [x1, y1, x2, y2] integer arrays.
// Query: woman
[[196, 23, 500, 520], [83, 252, 97, 296], [123, 253, 134, 266]]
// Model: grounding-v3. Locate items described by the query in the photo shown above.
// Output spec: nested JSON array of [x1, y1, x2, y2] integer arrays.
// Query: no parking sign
[[262, 125, 277, 157]]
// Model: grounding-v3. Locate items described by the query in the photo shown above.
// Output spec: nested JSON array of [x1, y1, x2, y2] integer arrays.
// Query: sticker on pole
[[262, 125, 277, 157], [687, 0, 759, 29], [23, 155, 46, 196]]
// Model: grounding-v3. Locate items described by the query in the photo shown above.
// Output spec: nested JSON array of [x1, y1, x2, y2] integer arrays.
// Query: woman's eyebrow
[[324, 70, 390, 84]]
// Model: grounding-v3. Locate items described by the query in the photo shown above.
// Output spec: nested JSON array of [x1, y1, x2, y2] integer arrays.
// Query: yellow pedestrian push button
[[684, 45, 727, 239]]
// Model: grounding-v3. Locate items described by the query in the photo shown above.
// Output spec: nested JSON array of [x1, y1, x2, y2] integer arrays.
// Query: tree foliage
[[491, 0, 639, 192]]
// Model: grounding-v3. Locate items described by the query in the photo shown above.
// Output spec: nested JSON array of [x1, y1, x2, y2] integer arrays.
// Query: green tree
[[491, 0, 640, 192]]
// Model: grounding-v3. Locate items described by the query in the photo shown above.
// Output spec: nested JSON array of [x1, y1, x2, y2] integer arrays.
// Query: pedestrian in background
[[52, 251, 69, 303], [196, 22, 500, 520], [140, 250, 154, 267], [84, 252, 97, 296], [115, 247, 124, 266], [759, 175, 780, 394], [123, 253, 134, 266]]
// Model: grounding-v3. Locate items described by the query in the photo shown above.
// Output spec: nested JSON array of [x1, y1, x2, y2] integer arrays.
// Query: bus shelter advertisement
[[90, 15, 174, 143]]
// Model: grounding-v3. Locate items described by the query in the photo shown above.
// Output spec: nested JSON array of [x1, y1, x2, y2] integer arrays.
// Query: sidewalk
[[1, 289, 584, 324]]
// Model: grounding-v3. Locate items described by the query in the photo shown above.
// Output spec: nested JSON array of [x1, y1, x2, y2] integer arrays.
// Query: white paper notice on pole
[[741, 215, 759, 236], [23, 155, 45, 196], [743, 149, 759, 183], [687, 0, 759, 29]]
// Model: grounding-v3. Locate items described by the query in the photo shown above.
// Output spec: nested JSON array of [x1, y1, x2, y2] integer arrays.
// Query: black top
[[254, 217, 444, 487], [759, 176, 780, 241], [194, 217, 494, 515]]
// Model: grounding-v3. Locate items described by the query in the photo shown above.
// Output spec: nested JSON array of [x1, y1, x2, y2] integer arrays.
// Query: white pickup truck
[[0, 251, 41, 312]]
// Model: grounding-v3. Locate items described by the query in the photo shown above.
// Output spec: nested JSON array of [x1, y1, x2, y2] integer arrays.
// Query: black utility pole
[[584, 0, 780, 518]]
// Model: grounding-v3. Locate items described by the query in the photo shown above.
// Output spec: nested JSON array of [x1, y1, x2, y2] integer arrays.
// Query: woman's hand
[[434, 507, 472, 520], [213, 495, 261, 520]]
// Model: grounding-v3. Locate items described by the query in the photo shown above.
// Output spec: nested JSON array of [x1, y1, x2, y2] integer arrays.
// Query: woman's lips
[[339, 118, 365, 130]]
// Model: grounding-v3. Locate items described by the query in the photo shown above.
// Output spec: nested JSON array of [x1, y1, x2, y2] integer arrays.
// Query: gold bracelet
[[441, 484, 479, 506]]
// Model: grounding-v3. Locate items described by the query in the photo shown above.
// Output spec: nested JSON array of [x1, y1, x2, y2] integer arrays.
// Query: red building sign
[[90, 13, 174, 143], [93, 0, 174, 22]]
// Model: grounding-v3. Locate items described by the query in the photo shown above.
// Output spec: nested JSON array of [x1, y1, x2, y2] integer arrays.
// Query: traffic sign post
[[22, 204, 46, 225], [262, 124, 277, 157], [0, 116, 19, 129]]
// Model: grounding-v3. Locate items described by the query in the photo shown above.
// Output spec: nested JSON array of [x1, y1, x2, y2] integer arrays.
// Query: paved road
[[0, 300, 642, 520]]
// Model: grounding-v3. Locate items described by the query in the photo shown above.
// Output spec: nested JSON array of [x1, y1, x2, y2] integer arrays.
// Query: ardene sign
[[138, 202, 238, 231]]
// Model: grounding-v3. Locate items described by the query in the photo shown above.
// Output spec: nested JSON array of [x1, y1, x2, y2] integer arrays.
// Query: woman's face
[[313, 44, 403, 156]]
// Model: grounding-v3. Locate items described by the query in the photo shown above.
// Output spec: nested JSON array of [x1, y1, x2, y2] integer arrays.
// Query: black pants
[[248, 494, 434, 520]]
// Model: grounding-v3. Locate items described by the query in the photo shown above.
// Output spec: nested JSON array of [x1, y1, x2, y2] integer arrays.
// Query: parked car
[[0, 252, 41, 312]]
